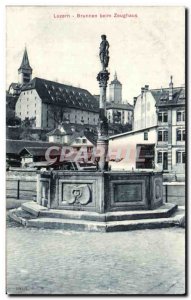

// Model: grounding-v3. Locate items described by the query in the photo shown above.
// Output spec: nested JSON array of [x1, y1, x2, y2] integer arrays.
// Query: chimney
[[133, 97, 137, 106], [141, 87, 145, 98], [144, 85, 149, 91], [169, 75, 173, 101]]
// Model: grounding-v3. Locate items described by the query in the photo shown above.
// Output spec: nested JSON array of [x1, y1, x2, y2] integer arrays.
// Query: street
[[6, 217, 185, 295]]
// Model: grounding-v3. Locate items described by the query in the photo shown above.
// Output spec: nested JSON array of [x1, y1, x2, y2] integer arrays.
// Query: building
[[10, 48, 99, 129], [107, 102, 133, 125], [15, 76, 99, 129], [109, 125, 157, 170], [47, 123, 97, 150], [109, 77, 185, 180], [106, 73, 133, 126], [6, 139, 61, 168]]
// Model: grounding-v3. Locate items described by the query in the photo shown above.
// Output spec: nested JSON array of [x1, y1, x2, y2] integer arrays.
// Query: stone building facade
[[15, 77, 99, 129], [14, 49, 99, 129]]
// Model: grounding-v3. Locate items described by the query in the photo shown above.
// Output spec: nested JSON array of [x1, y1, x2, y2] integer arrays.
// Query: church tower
[[18, 47, 32, 84], [109, 72, 122, 104]]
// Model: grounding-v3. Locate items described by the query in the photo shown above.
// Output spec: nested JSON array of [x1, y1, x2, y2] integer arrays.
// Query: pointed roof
[[110, 72, 122, 85], [18, 48, 32, 71]]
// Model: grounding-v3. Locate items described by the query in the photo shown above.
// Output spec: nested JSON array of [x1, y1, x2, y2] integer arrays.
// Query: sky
[[6, 6, 185, 104]]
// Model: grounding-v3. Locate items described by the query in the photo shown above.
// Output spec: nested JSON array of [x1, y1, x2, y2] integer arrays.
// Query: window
[[158, 112, 168, 122], [176, 151, 185, 164], [158, 113, 162, 122], [177, 111, 185, 122], [163, 113, 168, 122], [158, 130, 168, 142], [82, 139, 86, 144], [176, 129, 185, 141], [176, 152, 181, 163], [157, 152, 162, 163], [164, 131, 168, 141], [144, 131, 148, 140], [75, 138, 80, 144], [158, 131, 163, 141]]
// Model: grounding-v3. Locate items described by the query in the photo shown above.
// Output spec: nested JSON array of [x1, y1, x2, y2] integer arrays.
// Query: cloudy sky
[[6, 6, 185, 104]]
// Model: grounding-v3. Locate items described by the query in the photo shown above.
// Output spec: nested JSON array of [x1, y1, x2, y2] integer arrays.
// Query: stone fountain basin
[[36, 170, 164, 213]]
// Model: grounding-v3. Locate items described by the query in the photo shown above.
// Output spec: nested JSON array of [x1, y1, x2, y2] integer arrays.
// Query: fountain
[[9, 35, 178, 231]]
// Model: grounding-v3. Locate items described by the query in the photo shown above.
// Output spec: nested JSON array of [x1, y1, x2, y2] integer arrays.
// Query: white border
[[1, 0, 190, 299]]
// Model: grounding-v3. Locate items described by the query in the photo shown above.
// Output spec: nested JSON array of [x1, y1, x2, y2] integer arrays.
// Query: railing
[[6, 178, 37, 200], [163, 183, 185, 206], [6, 178, 185, 206]]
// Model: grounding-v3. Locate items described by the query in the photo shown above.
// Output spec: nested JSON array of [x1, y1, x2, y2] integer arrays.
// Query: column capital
[[97, 70, 110, 87]]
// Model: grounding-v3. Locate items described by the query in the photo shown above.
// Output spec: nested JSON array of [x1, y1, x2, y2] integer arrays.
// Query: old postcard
[[6, 6, 186, 295]]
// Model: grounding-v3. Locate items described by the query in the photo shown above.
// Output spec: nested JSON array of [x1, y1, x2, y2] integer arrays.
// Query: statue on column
[[99, 35, 110, 71]]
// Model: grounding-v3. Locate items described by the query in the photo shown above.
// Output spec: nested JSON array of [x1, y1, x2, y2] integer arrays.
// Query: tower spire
[[18, 47, 32, 84], [18, 47, 32, 71]]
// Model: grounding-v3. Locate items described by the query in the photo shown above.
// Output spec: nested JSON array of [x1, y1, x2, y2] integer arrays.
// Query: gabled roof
[[19, 147, 48, 157], [8, 83, 22, 91], [84, 130, 97, 146], [20, 77, 99, 113], [68, 130, 97, 146], [47, 124, 73, 136], [19, 146, 62, 157], [151, 87, 185, 106], [106, 102, 134, 111], [134, 86, 185, 107], [18, 48, 32, 71], [6, 139, 62, 155]]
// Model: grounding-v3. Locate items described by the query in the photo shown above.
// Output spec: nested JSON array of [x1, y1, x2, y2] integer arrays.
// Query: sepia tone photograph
[[6, 6, 186, 295]]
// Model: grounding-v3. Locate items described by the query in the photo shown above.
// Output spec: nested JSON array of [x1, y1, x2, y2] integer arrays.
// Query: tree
[[21, 117, 36, 128], [6, 107, 21, 126], [47, 105, 71, 127], [20, 117, 37, 140]]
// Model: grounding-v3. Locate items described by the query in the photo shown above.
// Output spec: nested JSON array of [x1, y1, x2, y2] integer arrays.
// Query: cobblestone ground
[[6, 218, 185, 295]]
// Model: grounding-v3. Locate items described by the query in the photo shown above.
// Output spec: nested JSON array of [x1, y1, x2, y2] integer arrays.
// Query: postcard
[[6, 6, 186, 295]]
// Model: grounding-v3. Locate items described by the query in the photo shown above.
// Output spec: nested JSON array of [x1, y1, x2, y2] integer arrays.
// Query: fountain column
[[96, 35, 110, 171]]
